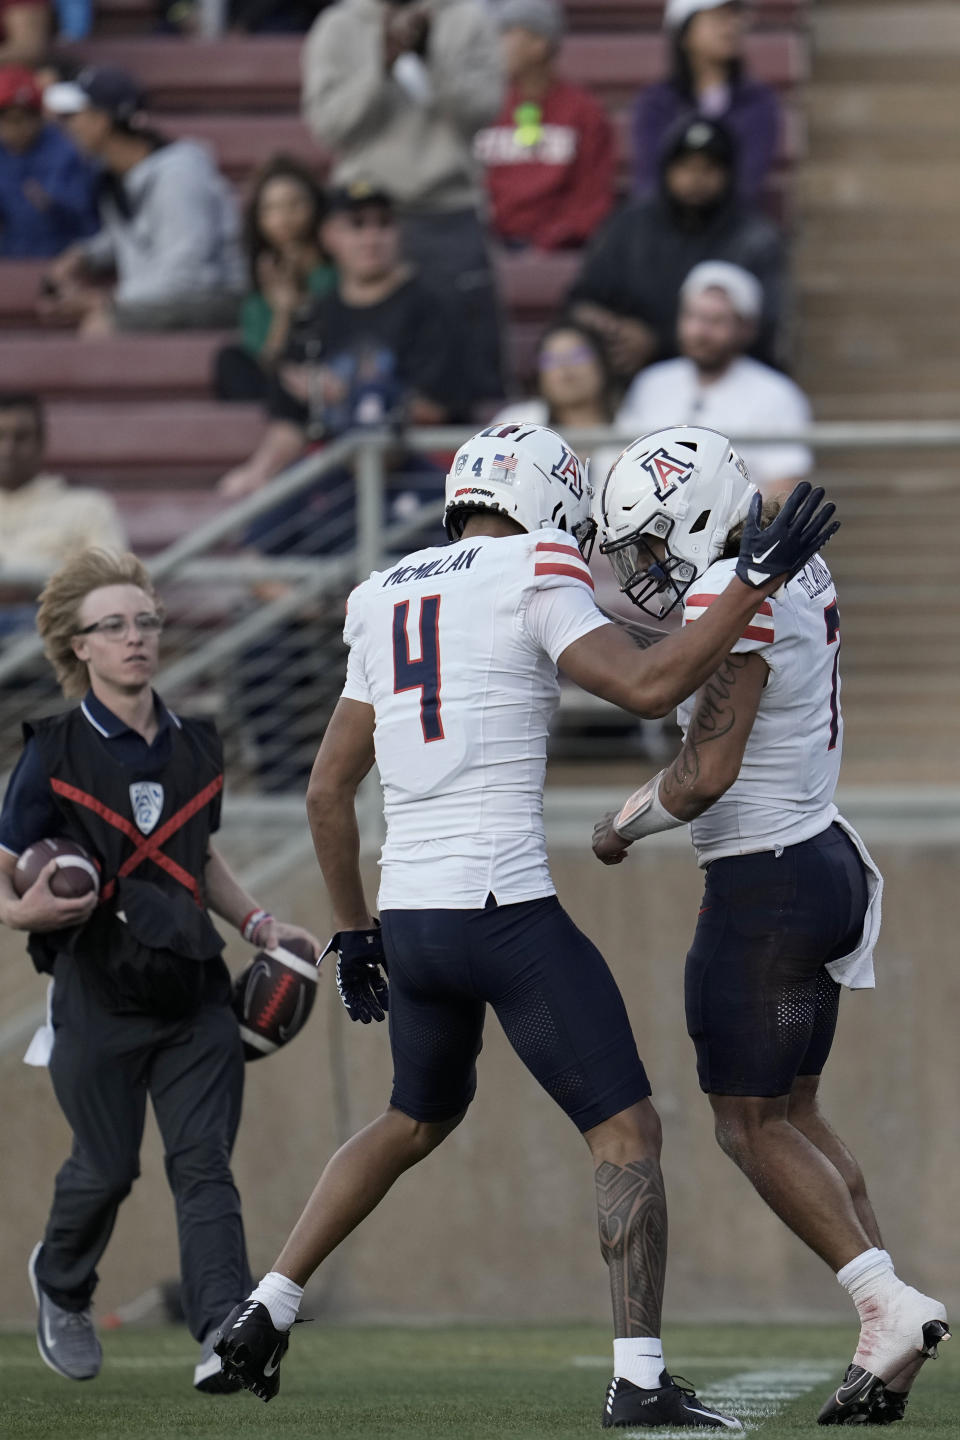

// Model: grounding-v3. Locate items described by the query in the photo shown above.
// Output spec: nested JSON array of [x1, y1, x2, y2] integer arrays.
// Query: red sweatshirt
[[475, 80, 616, 251]]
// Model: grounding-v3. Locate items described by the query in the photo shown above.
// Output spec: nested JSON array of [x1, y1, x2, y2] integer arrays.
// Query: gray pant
[[35, 955, 251, 1341]]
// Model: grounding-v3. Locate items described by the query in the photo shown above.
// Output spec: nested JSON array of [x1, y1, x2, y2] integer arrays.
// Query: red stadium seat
[[45, 401, 264, 484], [64, 32, 807, 112], [0, 332, 228, 398]]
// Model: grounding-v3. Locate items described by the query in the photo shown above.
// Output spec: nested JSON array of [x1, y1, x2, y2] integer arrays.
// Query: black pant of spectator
[[34, 954, 251, 1342], [213, 343, 270, 404], [400, 209, 507, 410]]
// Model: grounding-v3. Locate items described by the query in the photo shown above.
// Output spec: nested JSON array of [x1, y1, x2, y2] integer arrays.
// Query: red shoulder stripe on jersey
[[535, 541, 583, 559], [534, 562, 595, 590], [685, 593, 774, 617], [741, 623, 776, 642]]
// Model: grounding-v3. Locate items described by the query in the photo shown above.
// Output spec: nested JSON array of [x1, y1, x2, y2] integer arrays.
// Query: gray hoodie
[[81, 139, 244, 305], [302, 0, 503, 214]]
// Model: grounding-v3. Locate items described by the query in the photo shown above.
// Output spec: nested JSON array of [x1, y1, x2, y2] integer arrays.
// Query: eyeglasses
[[75, 613, 164, 640]]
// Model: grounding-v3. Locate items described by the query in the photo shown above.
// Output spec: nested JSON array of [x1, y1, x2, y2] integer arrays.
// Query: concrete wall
[[2, 841, 958, 1328]]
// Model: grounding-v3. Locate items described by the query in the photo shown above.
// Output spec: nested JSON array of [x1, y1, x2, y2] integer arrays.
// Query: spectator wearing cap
[[219, 181, 462, 499], [474, 0, 614, 250], [568, 115, 785, 382], [634, 0, 781, 204], [0, 0, 50, 66], [617, 259, 812, 494], [0, 66, 98, 257], [301, 0, 506, 403], [40, 66, 244, 335]]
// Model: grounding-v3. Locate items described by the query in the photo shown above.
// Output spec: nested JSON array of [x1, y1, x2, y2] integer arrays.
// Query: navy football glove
[[325, 922, 389, 1024], [736, 481, 839, 588]]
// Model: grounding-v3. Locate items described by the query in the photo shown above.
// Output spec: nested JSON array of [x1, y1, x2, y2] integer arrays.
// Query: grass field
[[1, 1323, 957, 1440]]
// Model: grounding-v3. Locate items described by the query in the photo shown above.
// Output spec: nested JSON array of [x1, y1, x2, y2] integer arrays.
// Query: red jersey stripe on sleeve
[[534, 562, 596, 590], [740, 623, 776, 642], [685, 592, 774, 617], [535, 541, 583, 559]]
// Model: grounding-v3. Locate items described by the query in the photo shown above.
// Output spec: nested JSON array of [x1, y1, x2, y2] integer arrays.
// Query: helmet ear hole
[[688, 508, 711, 535]]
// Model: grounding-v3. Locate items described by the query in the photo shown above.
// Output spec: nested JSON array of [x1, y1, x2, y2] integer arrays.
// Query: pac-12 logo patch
[[454, 453, 469, 476], [640, 448, 695, 503], [130, 781, 164, 835]]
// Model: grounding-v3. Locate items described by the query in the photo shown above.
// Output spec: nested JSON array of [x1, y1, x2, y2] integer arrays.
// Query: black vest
[[26, 708, 227, 1016]]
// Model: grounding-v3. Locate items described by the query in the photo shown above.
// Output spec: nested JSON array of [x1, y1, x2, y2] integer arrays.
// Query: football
[[231, 934, 318, 1061], [13, 837, 100, 900]]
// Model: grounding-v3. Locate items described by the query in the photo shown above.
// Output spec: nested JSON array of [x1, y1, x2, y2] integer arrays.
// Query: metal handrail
[[2, 416, 958, 689]]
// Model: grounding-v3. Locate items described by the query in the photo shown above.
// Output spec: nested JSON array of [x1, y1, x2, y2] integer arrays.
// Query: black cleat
[[213, 1300, 289, 1402], [818, 1364, 884, 1425], [819, 1319, 951, 1426], [863, 1386, 909, 1425], [602, 1371, 743, 1429]]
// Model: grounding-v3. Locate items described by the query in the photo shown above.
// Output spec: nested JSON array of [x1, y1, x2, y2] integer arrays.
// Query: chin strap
[[613, 768, 686, 842]]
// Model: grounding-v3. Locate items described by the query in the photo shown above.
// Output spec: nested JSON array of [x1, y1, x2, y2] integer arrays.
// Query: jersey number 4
[[824, 599, 841, 751], [393, 597, 444, 743]]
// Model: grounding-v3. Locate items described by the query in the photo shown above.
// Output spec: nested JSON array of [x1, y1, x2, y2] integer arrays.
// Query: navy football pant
[[685, 823, 869, 1097], [381, 895, 650, 1132], [37, 955, 252, 1339]]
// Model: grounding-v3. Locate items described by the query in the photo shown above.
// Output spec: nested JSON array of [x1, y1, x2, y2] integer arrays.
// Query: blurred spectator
[[301, 0, 506, 403], [0, 66, 98, 257], [0, 0, 50, 66], [493, 320, 621, 480], [227, 0, 333, 30], [568, 117, 785, 383], [39, 67, 243, 335], [617, 260, 812, 494], [214, 156, 336, 403], [0, 391, 126, 626], [475, 0, 615, 250], [220, 181, 461, 498], [634, 0, 781, 204]]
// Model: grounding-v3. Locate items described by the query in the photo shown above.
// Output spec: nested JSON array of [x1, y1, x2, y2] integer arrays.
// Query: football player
[[215, 423, 837, 1429], [591, 427, 949, 1426]]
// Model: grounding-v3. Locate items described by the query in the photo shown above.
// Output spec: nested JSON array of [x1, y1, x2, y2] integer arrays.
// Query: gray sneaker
[[194, 1327, 243, 1394], [28, 1244, 102, 1381]]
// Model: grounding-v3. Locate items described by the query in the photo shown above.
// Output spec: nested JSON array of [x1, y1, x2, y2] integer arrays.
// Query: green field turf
[[0, 1323, 956, 1440]]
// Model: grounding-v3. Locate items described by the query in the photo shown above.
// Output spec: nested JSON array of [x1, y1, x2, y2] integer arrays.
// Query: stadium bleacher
[[0, 2, 810, 507]]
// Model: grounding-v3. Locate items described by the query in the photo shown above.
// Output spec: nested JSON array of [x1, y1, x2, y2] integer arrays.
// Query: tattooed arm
[[592, 652, 767, 863]]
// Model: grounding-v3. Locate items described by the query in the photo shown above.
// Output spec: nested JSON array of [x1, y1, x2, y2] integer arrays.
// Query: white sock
[[613, 1337, 664, 1390], [837, 1247, 900, 1313], [249, 1271, 303, 1332]]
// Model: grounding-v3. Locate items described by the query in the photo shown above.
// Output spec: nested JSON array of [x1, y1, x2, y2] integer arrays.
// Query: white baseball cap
[[664, 0, 742, 32], [680, 261, 763, 321]]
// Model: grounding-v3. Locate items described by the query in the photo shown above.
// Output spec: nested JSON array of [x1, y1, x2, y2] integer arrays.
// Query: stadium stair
[[793, 1, 960, 781]]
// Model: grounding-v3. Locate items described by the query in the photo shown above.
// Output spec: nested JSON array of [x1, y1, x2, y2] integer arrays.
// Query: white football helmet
[[595, 426, 756, 617], [444, 423, 595, 557]]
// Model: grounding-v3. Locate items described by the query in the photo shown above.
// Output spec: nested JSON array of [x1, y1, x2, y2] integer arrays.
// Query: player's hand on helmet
[[592, 813, 631, 867], [326, 921, 389, 1023], [735, 482, 840, 589], [10, 859, 98, 932]]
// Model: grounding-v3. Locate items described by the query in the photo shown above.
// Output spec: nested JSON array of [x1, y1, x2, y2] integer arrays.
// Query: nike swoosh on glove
[[326, 922, 389, 1023], [735, 481, 840, 588]]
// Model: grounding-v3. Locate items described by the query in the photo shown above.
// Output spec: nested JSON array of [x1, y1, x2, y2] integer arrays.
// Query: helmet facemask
[[600, 511, 699, 619]]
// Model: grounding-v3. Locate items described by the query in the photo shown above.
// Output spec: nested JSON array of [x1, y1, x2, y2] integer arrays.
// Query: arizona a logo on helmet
[[641, 448, 695, 504]]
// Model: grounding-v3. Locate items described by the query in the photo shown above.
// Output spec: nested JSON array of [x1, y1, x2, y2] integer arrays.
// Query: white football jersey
[[678, 553, 843, 866], [341, 529, 609, 908]]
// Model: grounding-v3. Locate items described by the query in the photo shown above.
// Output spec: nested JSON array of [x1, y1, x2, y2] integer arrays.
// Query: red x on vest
[[50, 775, 223, 903]]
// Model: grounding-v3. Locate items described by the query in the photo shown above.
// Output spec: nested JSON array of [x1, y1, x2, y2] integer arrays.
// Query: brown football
[[13, 838, 100, 899], [231, 934, 318, 1061]]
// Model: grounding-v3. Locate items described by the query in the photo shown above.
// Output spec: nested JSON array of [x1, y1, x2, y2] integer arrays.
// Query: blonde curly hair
[[36, 549, 162, 699]]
